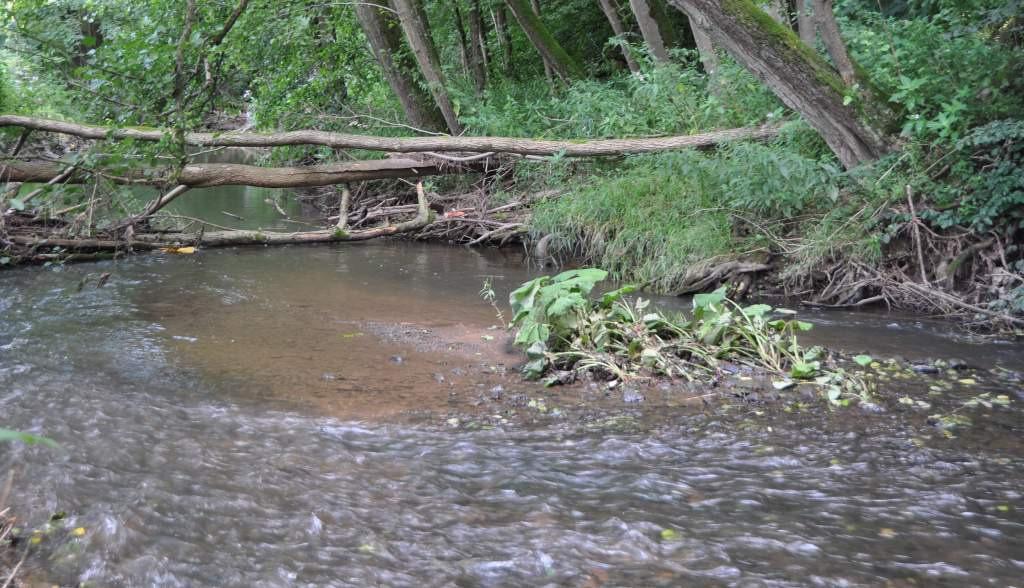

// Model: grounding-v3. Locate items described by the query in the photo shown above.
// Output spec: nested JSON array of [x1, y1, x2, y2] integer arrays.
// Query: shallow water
[[2, 187, 1023, 586]]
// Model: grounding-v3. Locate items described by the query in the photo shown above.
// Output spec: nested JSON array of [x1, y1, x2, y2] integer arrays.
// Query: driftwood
[[0, 114, 779, 157]]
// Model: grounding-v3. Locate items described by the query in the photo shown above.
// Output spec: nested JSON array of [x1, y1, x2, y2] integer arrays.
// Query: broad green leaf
[[742, 304, 772, 318], [600, 284, 638, 307], [693, 286, 727, 310], [853, 354, 873, 367], [546, 292, 586, 319]]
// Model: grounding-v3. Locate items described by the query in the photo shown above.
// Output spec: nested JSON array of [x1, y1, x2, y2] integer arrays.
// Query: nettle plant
[[505, 269, 867, 404]]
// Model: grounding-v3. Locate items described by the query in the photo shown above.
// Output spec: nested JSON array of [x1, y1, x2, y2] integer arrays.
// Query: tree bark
[[598, 0, 641, 73], [452, 0, 472, 76], [666, 0, 890, 168], [391, 0, 464, 134], [796, 0, 816, 46], [761, 0, 788, 25], [467, 0, 489, 92], [0, 115, 779, 156], [812, 0, 856, 85], [628, 0, 672, 62], [355, 0, 446, 132], [689, 18, 718, 76], [504, 0, 584, 80], [492, 4, 513, 74], [530, 0, 556, 83]]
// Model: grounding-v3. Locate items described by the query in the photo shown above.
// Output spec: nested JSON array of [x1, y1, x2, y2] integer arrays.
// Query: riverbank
[[5, 116, 1023, 334]]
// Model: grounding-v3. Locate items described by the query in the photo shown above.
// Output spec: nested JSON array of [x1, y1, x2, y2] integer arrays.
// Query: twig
[[906, 185, 929, 284], [467, 222, 525, 245], [804, 294, 886, 308], [1, 547, 28, 588], [423, 151, 495, 163]]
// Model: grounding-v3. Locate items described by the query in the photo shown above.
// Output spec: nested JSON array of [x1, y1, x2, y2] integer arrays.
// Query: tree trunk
[[796, 0, 816, 46], [492, 4, 513, 74], [0, 114, 779, 157], [355, 0, 446, 133], [505, 0, 584, 80], [391, 0, 464, 134], [761, 0, 789, 25], [530, 0, 555, 83], [666, 0, 891, 168], [628, 0, 671, 62], [468, 0, 489, 92], [689, 18, 718, 76], [812, 0, 856, 85], [452, 1, 472, 76], [597, 0, 641, 73]]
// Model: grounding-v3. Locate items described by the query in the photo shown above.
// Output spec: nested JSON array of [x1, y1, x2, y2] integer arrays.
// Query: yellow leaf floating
[[159, 246, 197, 255], [72, 527, 86, 537]]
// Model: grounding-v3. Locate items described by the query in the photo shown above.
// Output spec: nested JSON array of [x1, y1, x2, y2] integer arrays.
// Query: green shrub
[[846, 12, 1024, 142]]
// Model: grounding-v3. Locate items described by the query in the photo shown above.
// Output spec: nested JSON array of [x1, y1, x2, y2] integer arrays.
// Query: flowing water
[[2, 181, 1023, 586]]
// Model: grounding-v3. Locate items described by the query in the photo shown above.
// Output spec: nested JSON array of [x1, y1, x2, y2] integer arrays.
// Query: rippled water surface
[[2, 240, 1023, 586]]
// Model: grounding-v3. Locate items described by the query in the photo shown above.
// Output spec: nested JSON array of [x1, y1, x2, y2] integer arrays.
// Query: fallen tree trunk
[[0, 115, 779, 157], [9, 183, 433, 252], [2, 158, 460, 188]]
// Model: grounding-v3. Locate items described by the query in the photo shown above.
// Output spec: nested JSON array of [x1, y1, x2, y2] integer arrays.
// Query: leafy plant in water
[[506, 269, 869, 404], [508, 268, 614, 378]]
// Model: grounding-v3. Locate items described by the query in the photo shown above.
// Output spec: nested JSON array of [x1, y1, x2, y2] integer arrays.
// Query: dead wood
[[0, 115, 779, 157]]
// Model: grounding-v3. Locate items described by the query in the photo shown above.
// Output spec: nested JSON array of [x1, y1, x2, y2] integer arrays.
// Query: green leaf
[[853, 354, 873, 367], [0, 429, 59, 448], [509, 277, 544, 319], [9, 198, 26, 211], [546, 292, 586, 319], [521, 358, 547, 380], [742, 304, 772, 318], [827, 386, 842, 404], [600, 284, 637, 307], [693, 286, 727, 310], [790, 360, 819, 379], [515, 323, 551, 348]]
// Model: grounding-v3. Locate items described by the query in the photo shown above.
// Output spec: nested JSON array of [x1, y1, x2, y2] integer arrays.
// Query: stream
[[1, 179, 1023, 586]]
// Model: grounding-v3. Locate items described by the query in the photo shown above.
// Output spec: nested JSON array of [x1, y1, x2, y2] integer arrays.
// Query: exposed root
[[792, 218, 1023, 329], [672, 255, 773, 298]]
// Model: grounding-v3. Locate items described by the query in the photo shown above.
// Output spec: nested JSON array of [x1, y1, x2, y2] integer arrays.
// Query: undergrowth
[[529, 122, 841, 292]]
